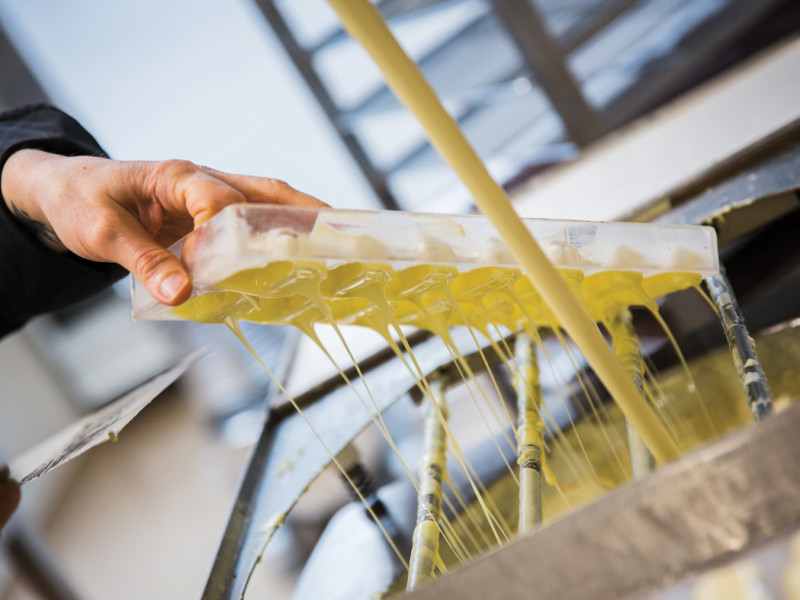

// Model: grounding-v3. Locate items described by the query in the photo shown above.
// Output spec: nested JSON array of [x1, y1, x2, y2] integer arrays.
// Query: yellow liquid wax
[[174, 261, 700, 336], [196, 4, 772, 588], [172, 261, 714, 579], [582, 271, 656, 322], [172, 263, 700, 488], [173, 262, 707, 563]]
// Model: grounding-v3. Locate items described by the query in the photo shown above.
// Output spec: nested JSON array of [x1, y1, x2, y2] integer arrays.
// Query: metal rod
[[252, 0, 401, 211], [608, 310, 655, 479], [338, 444, 412, 560], [389, 0, 639, 174], [202, 328, 458, 600], [705, 272, 773, 421], [489, 0, 608, 147], [407, 377, 448, 591], [514, 333, 543, 534]]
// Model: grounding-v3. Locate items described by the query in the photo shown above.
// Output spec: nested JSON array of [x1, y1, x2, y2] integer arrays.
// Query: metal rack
[[252, 0, 793, 212]]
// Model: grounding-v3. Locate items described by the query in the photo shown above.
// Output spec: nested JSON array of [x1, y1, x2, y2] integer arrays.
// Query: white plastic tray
[[131, 205, 719, 321]]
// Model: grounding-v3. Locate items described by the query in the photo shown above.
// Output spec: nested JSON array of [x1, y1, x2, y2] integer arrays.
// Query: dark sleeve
[[0, 104, 127, 337]]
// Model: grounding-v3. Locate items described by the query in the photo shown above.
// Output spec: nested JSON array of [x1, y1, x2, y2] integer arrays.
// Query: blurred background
[[0, 0, 797, 598]]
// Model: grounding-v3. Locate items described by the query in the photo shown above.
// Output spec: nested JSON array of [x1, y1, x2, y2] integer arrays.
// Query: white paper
[[9, 349, 204, 485]]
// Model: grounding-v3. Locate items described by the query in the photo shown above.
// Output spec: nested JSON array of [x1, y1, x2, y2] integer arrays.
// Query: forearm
[[0, 105, 124, 336], [2, 149, 67, 252]]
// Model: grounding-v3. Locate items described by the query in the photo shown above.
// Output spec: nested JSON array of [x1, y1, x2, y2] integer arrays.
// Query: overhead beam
[[489, 0, 608, 148]]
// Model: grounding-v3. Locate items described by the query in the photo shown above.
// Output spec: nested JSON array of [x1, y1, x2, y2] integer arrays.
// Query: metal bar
[[513, 333, 543, 534], [602, 0, 790, 131], [608, 309, 654, 479], [407, 401, 800, 600], [201, 409, 279, 600], [705, 272, 773, 421], [342, 14, 489, 119], [388, 0, 637, 174], [338, 444, 413, 560], [310, 0, 465, 53], [407, 376, 448, 591], [253, 0, 401, 210], [489, 0, 607, 148]]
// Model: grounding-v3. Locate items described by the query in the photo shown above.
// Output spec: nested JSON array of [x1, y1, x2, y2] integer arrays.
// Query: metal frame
[[488, 0, 607, 147], [201, 282, 774, 598], [201, 327, 514, 599], [252, 0, 401, 210], [389, 0, 637, 174], [406, 401, 800, 600], [254, 0, 796, 211]]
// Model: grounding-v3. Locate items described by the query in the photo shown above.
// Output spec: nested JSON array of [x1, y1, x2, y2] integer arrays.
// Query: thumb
[[106, 215, 192, 305]]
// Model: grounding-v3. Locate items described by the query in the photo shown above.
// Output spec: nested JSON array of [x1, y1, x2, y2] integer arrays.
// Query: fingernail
[[159, 272, 188, 301]]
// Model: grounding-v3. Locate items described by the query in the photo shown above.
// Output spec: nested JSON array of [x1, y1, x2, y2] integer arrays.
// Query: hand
[[1, 150, 328, 305], [0, 466, 20, 533]]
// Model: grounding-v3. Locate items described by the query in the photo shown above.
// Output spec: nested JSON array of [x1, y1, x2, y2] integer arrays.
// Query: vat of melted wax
[[421, 320, 800, 587], [131, 204, 718, 324]]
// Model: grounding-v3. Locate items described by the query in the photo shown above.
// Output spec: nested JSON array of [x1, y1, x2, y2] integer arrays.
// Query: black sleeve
[[0, 104, 127, 337]]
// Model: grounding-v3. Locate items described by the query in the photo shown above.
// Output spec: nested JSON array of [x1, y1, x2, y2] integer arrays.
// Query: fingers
[[199, 168, 329, 208], [0, 467, 20, 532], [111, 159, 328, 305], [143, 160, 249, 229], [100, 209, 193, 305], [142, 161, 326, 228]]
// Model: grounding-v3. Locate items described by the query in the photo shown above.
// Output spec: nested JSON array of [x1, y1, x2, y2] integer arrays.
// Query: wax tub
[[130, 204, 718, 322]]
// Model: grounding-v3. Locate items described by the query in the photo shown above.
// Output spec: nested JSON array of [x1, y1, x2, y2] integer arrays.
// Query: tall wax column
[[514, 334, 543, 534], [407, 378, 449, 591], [326, 0, 680, 464]]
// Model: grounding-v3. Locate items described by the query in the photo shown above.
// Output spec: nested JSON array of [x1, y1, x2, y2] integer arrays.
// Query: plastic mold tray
[[131, 204, 719, 321]]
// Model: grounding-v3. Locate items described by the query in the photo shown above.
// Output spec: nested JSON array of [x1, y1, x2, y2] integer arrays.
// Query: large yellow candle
[[326, 0, 680, 463]]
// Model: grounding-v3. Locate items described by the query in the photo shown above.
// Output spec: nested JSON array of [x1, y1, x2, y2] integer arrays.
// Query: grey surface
[[405, 402, 800, 600]]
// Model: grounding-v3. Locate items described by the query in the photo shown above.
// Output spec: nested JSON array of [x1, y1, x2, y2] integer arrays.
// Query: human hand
[[0, 466, 20, 534], [1, 150, 328, 305]]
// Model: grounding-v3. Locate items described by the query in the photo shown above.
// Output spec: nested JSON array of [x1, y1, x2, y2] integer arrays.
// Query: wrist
[[2, 149, 67, 252]]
